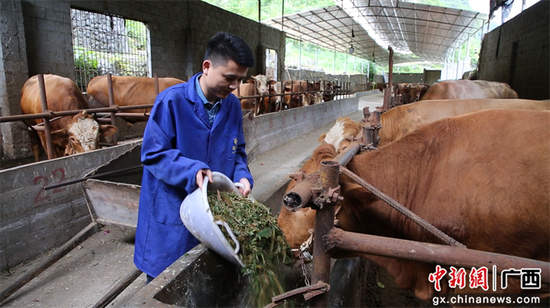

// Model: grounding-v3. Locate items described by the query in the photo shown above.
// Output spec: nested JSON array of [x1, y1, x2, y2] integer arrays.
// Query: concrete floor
[[0, 93, 384, 307]]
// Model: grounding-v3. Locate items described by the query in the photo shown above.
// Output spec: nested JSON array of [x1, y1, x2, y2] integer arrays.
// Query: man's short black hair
[[205, 32, 255, 68]]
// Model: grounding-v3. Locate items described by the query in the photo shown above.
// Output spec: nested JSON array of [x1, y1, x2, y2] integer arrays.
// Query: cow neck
[[347, 138, 426, 228]]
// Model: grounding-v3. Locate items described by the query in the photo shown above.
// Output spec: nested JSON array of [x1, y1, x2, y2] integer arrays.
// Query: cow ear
[[51, 129, 69, 146], [246, 79, 254, 84], [318, 133, 326, 143], [100, 125, 118, 137], [268, 80, 277, 85]]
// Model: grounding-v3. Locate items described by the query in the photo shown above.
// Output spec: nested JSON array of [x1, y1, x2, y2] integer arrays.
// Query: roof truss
[[261, 0, 488, 65]]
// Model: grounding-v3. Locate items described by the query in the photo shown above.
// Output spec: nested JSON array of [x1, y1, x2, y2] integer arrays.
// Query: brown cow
[[318, 117, 363, 152], [374, 82, 387, 92], [86, 75, 185, 122], [421, 80, 518, 100], [376, 98, 550, 146], [259, 80, 285, 115], [232, 74, 277, 114], [393, 83, 431, 108], [280, 109, 550, 301], [319, 80, 336, 102], [277, 143, 338, 256], [21, 74, 117, 161], [283, 80, 316, 108]]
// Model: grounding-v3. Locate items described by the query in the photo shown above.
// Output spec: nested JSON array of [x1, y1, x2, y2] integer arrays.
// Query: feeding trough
[[180, 172, 247, 267]]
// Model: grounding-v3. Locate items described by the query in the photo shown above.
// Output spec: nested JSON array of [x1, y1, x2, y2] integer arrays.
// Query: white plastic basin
[[180, 172, 245, 267]]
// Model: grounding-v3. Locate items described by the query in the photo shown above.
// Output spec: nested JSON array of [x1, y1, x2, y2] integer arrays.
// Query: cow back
[[379, 98, 550, 145], [421, 79, 518, 100], [86, 75, 185, 110], [21, 74, 89, 130]]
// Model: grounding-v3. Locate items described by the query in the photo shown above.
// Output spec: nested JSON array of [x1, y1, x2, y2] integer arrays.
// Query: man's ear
[[202, 60, 212, 74]]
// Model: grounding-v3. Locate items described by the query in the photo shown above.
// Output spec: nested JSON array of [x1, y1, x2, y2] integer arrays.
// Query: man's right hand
[[196, 169, 213, 190]]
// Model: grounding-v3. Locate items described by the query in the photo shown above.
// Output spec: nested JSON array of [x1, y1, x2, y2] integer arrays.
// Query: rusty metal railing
[[233, 79, 356, 117]]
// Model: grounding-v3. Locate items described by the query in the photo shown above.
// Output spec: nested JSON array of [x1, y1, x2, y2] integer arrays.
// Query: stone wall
[[0, 0, 31, 160], [478, 0, 549, 99]]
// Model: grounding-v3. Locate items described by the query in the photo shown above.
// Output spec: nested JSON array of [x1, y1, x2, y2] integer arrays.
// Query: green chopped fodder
[[208, 190, 293, 307]]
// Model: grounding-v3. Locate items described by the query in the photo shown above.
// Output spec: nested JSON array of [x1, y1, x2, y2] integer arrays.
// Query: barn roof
[[261, 0, 488, 65]]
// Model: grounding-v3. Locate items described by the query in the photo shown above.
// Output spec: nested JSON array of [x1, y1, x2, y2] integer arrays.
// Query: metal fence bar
[[37, 74, 54, 159], [106, 74, 118, 145]]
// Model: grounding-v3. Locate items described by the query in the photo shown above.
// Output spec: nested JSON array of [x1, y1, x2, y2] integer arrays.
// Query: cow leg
[[28, 129, 42, 162]]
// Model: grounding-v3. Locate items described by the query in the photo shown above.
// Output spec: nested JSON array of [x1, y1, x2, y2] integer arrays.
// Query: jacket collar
[[186, 73, 227, 129]]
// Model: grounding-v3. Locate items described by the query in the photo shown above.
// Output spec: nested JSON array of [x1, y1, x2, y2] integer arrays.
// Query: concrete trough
[[126, 245, 366, 307]]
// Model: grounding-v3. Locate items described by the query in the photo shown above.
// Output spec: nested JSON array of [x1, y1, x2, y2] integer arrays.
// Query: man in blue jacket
[[134, 32, 255, 282]]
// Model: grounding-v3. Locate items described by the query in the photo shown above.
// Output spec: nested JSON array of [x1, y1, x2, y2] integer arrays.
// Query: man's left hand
[[238, 178, 251, 197]]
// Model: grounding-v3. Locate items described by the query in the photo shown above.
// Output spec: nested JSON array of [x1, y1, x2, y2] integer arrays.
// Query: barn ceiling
[[261, 0, 488, 65]]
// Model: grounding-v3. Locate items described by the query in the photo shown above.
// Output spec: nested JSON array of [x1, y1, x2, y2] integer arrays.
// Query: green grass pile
[[208, 190, 293, 307]]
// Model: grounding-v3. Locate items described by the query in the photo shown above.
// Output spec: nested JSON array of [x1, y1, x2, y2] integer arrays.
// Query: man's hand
[[238, 178, 251, 196], [196, 169, 213, 190]]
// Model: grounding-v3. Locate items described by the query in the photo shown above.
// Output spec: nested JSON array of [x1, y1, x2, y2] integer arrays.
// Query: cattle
[[318, 117, 363, 152], [20, 74, 117, 161], [374, 82, 387, 92], [376, 98, 550, 146], [260, 80, 286, 114], [421, 80, 518, 100], [280, 109, 550, 301], [232, 74, 277, 114], [277, 143, 338, 256], [86, 75, 185, 122], [319, 80, 336, 102], [283, 80, 316, 108], [393, 83, 430, 108]]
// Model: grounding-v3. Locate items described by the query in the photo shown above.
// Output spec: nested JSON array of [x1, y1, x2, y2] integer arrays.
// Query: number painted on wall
[[33, 168, 66, 203]]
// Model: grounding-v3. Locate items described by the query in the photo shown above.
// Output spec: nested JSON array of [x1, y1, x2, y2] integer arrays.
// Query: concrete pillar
[[0, 0, 32, 160]]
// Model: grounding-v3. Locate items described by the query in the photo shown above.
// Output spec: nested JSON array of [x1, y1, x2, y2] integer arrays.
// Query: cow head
[[251, 74, 276, 96], [50, 111, 118, 156], [278, 143, 339, 260], [318, 117, 363, 153]]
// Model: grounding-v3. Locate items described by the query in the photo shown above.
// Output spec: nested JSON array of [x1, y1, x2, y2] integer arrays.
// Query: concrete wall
[[392, 73, 424, 84], [0, 140, 141, 271], [478, 0, 549, 99], [0, 0, 285, 161], [0, 0, 32, 160], [243, 97, 358, 162]]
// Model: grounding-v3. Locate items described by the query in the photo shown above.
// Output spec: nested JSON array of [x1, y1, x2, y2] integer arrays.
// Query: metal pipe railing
[[107, 73, 117, 145], [0, 104, 156, 123], [326, 228, 550, 284], [37, 74, 54, 159]]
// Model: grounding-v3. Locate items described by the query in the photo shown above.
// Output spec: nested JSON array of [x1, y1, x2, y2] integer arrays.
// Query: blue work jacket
[[134, 73, 253, 278]]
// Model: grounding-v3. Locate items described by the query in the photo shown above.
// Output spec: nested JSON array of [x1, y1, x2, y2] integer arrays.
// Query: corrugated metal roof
[[261, 0, 487, 64]]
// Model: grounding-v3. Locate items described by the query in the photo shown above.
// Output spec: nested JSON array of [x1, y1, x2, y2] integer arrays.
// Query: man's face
[[200, 58, 248, 102]]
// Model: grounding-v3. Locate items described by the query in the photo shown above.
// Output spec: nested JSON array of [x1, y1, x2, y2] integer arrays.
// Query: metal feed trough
[[0, 145, 144, 306]]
